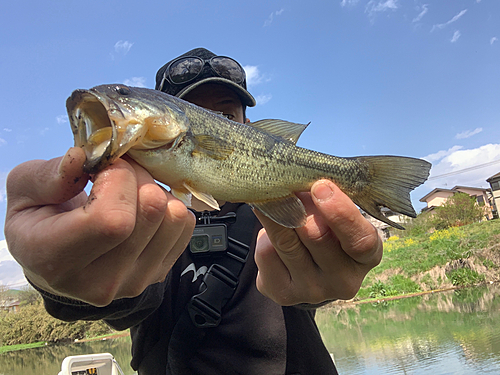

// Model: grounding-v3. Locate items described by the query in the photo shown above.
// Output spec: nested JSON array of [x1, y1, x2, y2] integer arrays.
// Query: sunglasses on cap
[[158, 55, 246, 93]]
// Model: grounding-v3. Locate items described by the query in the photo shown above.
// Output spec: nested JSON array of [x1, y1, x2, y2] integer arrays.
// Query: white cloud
[[3, 128, 12, 132], [414, 144, 500, 211], [56, 115, 67, 124], [491, 37, 498, 45], [423, 145, 463, 163], [114, 40, 133, 55], [0, 171, 8, 203], [0, 239, 27, 287], [123, 77, 147, 87], [264, 8, 285, 27], [451, 30, 461, 43], [424, 143, 500, 188], [0, 138, 6, 146], [0, 240, 14, 262], [455, 127, 482, 139], [256, 94, 272, 106], [412, 4, 428, 23], [365, 0, 399, 15], [244, 65, 270, 87], [431, 9, 467, 32], [340, 0, 360, 6]]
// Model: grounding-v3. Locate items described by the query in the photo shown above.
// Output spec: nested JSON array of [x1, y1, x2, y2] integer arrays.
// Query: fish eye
[[117, 86, 131, 96]]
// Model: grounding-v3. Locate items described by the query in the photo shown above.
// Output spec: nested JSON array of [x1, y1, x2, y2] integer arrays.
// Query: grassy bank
[[0, 331, 130, 354], [0, 301, 114, 348], [0, 341, 47, 354], [354, 219, 500, 300]]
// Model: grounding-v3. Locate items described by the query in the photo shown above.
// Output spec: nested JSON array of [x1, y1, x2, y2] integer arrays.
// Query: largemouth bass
[[67, 84, 431, 229]]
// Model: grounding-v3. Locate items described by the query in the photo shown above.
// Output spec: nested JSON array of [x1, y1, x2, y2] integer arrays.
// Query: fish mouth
[[67, 89, 147, 174]]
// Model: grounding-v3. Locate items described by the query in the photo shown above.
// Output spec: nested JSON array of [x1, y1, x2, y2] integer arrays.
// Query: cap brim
[[177, 77, 256, 107]]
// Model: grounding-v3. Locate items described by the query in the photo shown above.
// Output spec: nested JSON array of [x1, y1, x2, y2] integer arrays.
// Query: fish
[[66, 84, 431, 230]]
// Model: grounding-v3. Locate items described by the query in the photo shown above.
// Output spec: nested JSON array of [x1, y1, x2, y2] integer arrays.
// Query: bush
[[0, 301, 113, 346], [392, 212, 434, 238], [366, 276, 421, 299], [432, 192, 485, 229], [447, 268, 485, 287]]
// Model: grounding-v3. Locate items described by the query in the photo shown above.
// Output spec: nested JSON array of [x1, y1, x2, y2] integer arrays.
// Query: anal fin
[[183, 182, 220, 210], [250, 195, 307, 228]]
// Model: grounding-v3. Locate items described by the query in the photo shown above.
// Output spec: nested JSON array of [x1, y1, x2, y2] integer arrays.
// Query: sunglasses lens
[[211, 57, 245, 84], [169, 57, 204, 84]]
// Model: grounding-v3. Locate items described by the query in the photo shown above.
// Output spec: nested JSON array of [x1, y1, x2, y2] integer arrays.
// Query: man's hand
[[254, 180, 383, 306], [5, 148, 195, 306]]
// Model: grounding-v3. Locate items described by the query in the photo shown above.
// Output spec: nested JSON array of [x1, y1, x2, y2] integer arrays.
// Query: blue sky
[[1, 0, 500, 284]]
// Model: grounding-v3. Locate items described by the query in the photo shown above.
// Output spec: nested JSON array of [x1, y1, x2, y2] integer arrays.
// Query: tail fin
[[351, 156, 431, 230]]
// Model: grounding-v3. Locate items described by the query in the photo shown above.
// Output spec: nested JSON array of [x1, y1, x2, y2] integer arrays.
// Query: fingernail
[[57, 149, 72, 176], [312, 181, 333, 201]]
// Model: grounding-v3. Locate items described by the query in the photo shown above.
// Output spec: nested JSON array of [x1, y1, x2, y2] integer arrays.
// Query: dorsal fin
[[248, 119, 309, 144]]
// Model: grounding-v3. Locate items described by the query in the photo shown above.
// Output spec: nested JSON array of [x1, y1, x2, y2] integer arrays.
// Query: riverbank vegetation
[[0, 298, 113, 347], [355, 217, 500, 300]]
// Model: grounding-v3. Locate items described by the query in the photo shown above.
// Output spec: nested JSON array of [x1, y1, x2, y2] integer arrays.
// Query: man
[[5, 48, 383, 374]]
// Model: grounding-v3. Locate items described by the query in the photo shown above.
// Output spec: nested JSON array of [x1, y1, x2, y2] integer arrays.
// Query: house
[[419, 185, 494, 220], [361, 208, 405, 240], [0, 298, 20, 313], [486, 172, 500, 219]]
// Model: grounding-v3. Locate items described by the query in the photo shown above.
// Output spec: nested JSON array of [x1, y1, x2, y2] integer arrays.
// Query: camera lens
[[190, 234, 210, 253]]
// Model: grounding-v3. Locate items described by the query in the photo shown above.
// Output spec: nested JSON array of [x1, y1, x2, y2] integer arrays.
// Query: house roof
[[419, 185, 491, 202], [486, 171, 500, 182], [0, 299, 20, 308]]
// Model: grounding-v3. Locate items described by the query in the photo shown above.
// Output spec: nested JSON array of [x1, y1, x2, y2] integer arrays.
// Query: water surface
[[1, 285, 500, 374], [316, 284, 500, 374]]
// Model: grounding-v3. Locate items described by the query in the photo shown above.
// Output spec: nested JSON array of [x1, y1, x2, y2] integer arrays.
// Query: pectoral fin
[[193, 134, 234, 160], [250, 195, 307, 228]]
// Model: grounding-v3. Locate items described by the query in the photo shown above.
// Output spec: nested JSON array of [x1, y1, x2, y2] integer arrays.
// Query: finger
[[133, 194, 196, 284], [6, 147, 89, 213], [291, 192, 350, 274], [254, 228, 293, 303], [253, 209, 317, 273], [254, 210, 324, 303], [310, 180, 383, 267]]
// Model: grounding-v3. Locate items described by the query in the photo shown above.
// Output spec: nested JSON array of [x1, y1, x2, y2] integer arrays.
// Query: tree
[[433, 192, 485, 229], [0, 284, 9, 304], [18, 285, 41, 306]]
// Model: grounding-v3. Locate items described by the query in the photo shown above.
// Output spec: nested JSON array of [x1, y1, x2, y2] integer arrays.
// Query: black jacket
[[37, 204, 338, 375]]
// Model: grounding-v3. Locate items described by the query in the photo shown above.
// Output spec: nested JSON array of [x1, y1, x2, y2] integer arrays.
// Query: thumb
[[6, 147, 89, 210]]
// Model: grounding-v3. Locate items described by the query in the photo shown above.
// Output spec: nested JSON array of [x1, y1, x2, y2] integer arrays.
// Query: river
[[1, 284, 499, 374]]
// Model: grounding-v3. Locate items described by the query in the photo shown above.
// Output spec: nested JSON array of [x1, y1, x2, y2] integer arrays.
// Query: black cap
[[155, 47, 256, 107]]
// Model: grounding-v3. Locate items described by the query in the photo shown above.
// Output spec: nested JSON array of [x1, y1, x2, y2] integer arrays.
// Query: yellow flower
[[429, 227, 463, 241], [404, 238, 415, 246]]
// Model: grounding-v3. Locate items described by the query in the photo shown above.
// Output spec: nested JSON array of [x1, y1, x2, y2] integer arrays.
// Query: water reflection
[[2, 285, 500, 375], [0, 336, 134, 375], [316, 284, 500, 374]]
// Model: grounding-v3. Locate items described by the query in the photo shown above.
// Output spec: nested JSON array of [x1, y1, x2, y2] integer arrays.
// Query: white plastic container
[[58, 352, 124, 375]]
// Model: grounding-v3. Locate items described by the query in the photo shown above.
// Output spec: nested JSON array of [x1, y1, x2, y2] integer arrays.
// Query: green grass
[[0, 341, 47, 354], [356, 219, 500, 300], [448, 268, 485, 287]]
